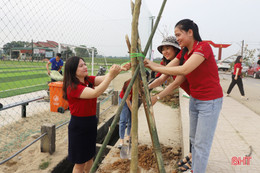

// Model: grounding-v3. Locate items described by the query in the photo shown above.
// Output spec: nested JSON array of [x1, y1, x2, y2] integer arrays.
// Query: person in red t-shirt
[[153, 57, 170, 78], [227, 56, 248, 99], [148, 36, 190, 105], [62, 56, 124, 173], [148, 36, 191, 171], [118, 78, 132, 148], [144, 19, 223, 173]]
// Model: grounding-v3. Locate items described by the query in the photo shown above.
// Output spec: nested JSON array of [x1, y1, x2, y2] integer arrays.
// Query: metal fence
[[0, 0, 152, 164], [0, 90, 116, 164]]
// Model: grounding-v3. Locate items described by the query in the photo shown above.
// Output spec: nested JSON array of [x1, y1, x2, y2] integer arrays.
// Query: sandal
[[177, 155, 191, 167], [178, 160, 192, 172]]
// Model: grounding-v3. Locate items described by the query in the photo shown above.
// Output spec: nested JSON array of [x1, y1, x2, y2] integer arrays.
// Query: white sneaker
[[241, 96, 249, 100], [117, 143, 123, 149], [226, 94, 230, 97]]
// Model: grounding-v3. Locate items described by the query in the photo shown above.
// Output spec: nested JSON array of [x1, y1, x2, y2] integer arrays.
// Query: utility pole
[[241, 40, 244, 56], [31, 39, 34, 62], [148, 16, 155, 59], [10, 46, 12, 59], [91, 47, 94, 75]]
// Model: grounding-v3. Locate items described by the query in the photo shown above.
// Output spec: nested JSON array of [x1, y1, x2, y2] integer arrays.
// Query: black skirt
[[68, 115, 97, 164]]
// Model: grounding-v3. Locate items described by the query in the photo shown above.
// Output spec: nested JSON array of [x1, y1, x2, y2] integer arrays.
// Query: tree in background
[[75, 45, 89, 57], [61, 47, 74, 61], [90, 47, 98, 57], [243, 45, 256, 66], [3, 41, 31, 55]]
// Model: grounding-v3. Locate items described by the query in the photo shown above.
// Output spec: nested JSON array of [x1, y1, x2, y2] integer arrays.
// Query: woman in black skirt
[[63, 56, 127, 173]]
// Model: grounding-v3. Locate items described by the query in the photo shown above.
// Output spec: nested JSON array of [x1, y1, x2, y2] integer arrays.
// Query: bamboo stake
[[130, 0, 142, 172], [125, 35, 131, 53], [137, 43, 166, 173], [132, 0, 168, 172], [90, 67, 140, 173], [142, 0, 167, 55], [91, 0, 167, 171]]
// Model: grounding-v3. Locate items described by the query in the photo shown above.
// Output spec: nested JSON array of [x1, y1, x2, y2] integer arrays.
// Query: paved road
[[219, 71, 260, 116]]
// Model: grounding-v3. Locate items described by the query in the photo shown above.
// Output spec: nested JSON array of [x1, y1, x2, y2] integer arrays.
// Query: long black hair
[[62, 56, 92, 100], [162, 56, 171, 65], [175, 19, 202, 65], [234, 55, 242, 64]]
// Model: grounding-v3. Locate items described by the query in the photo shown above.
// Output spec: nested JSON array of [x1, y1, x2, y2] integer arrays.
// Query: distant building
[[11, 47, 53, 60], [33, 40, 67, 57], [9, 40, 79, 60], [10, 40, 69, 60]]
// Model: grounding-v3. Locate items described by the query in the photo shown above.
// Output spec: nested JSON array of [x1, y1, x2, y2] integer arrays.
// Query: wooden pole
[[130, 0, 142, 172], [41, 124, 55, 154], [91, 0, 167, 171], [137, 41, 166, 173], [132, 0, 168, 172], [139, 64, 166, 172]]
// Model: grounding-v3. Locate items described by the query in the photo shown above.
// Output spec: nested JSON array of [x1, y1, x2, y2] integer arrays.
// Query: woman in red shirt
[[145, 19, 223, 173], [227, 56, 248, 99], [148, 36, 190, 105], [148, 36, 191, 171], [62, 56, 122, 173]]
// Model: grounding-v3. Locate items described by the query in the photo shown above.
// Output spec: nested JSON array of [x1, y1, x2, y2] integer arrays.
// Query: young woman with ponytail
[[144, 19, 223, 173]]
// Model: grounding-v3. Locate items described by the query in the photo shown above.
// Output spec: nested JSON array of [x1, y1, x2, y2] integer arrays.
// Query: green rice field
[[0, 57, 159, 98], [0, 58, 131, 98]]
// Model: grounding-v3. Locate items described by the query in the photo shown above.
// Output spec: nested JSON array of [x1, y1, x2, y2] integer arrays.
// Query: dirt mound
[[151, 89, 179, 108], [98, 144, 181, 173]]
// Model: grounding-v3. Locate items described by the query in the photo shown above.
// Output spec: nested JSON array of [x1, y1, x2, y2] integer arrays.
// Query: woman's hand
[[151, 95, 158, 106], [108, 64, 121, 79], [234, 76, 238, 80], [143, 59, 157, 71], [121, 62, 131, 71]]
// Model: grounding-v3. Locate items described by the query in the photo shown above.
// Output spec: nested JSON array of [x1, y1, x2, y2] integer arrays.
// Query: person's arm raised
[[126, 95, 132, 112], [147, 58, 182, 89], [146, 54, 205, 76], [94, 75, 106, 86], [148, 74, 169, 89], [94, 63, 131, 86], [151, 75, 186, 105], [46, 61, 51, 75], [80, 64, 121, 99]]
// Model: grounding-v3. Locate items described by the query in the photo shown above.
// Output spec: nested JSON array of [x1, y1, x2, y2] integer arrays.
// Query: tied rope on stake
[[121, 61, 130, 66], [130, 52, 145, 58], [120, 53, 145, 69]]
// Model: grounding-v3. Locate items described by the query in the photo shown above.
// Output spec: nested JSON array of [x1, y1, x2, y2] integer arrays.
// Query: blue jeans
[[189, 96, 223, 173], [119, 97, 131, 139]]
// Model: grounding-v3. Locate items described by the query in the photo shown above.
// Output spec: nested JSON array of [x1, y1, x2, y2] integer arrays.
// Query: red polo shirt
[[119, 85, 132, 101], [233, 63, 242, 76], [176, 41, 223, 100], [178, 77, 190, 95], [67, 76, 97, 117], [155, 60, 164, 78]]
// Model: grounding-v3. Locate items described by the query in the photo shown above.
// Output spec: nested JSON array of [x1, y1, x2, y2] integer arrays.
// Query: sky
[[145, 0, 260, 61], [1, 0, 260, 61]]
